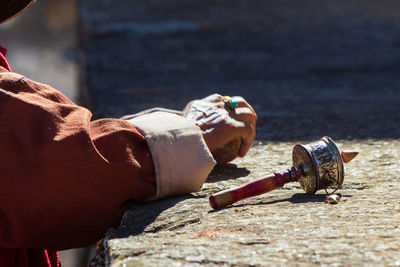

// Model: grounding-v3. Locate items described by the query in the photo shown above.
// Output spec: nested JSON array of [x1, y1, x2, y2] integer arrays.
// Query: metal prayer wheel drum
[[292, 136, 344, 194]]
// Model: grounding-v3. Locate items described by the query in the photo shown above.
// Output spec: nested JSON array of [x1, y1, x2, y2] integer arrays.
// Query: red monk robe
[[0, 45, 156, 266]]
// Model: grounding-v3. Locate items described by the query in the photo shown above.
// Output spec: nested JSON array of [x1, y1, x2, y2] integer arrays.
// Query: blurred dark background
[[1, 0, 400, 266], [0, 0, 78, 100], [81, 0, 400, 142]]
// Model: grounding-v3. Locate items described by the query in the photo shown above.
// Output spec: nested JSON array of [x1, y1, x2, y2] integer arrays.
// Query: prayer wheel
[[209, 136, 358, 209]]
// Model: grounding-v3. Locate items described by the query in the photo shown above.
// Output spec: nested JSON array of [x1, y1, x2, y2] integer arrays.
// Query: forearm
[[0, 71, 216, 249]]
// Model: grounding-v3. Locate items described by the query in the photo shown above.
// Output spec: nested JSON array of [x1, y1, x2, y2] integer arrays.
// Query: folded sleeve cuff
[[125, 112, 216, 199]]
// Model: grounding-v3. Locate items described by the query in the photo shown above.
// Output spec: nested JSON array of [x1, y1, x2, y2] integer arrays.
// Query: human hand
[[182, 94, 257, 164]]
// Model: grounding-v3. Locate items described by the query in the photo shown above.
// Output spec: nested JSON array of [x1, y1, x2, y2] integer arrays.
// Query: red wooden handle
[[209, 167, 300, 209]]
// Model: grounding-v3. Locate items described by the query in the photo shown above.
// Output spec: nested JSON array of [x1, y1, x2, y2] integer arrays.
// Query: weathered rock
[[103, 140, 400, 266], [80, 0, 400, 266]]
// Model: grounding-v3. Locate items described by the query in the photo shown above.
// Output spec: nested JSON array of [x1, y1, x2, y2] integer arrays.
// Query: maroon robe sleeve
[[0, 67, 156, 250]]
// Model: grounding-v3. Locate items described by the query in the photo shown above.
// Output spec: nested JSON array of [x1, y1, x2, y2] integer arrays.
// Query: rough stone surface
[[80, 1, 400, 266], [101, 140, 400, 266]]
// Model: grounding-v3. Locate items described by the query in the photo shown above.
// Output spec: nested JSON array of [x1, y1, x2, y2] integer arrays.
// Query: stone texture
[[101, 140, 400, 266], [80, 0, 400, 266]]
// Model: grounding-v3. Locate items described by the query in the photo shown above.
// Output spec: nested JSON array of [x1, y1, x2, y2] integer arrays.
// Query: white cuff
[[126, 112, 216, 199]]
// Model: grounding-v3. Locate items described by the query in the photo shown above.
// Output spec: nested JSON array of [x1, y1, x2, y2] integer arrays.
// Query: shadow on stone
[[106, 194, 199, 239], [207, 163, 251, 183], [220, 193, 354, 210], [288, 193, 330, 204]]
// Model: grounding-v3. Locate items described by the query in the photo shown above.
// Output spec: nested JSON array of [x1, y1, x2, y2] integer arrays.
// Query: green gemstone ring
[[223, 96, 238, 109]]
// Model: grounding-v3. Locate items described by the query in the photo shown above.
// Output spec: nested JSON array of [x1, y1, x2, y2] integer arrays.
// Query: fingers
[[224, 96, 256, 157], [239, 124, 256, 157], [204, 94, 223, 103], [190, 94, 257, 159], [202, 94, 257, 122], [231, 96, 257, 121], [231, 120, 256, 157], [231, 107, 256, 124]]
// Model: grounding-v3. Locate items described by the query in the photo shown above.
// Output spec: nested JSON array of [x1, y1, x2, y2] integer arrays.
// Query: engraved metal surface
[[292, 144, 318, 193], [292, 136, 344, 194]]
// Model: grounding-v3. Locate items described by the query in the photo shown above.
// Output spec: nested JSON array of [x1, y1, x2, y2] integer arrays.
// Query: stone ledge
[[80, 1, 400, 265], [102, 140, 400, 266]]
